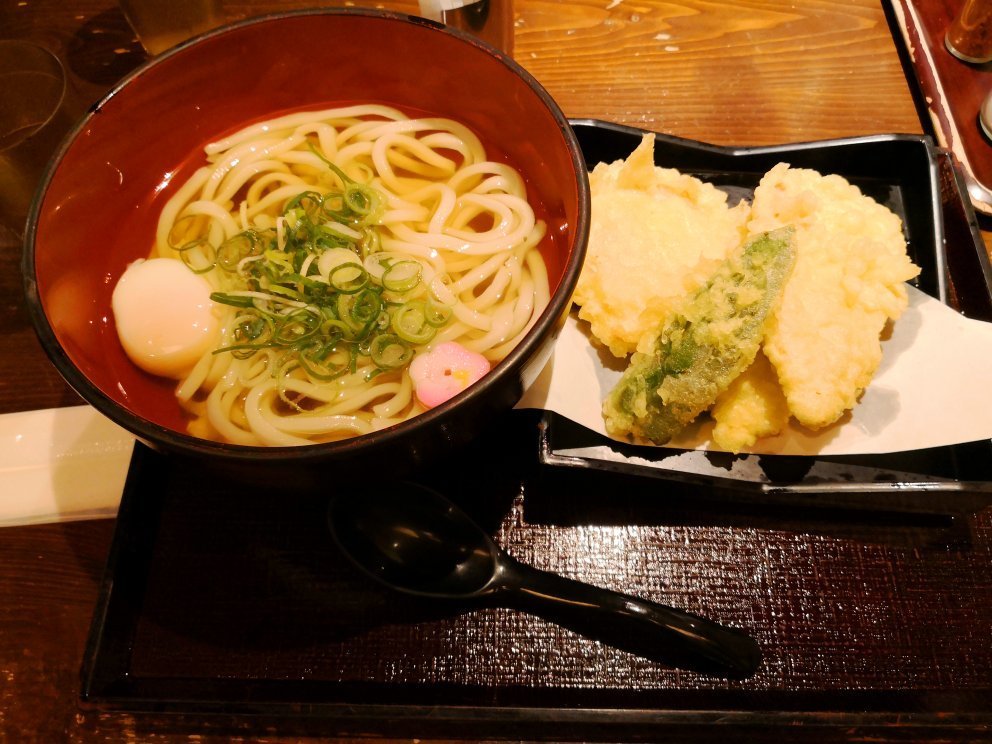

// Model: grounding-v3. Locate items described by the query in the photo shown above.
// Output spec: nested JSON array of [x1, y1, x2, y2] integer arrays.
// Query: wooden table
[[1, 1, 990, 741]]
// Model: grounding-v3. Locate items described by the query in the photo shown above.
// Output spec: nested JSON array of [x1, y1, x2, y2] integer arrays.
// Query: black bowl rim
[[21, 7, 591, 463]]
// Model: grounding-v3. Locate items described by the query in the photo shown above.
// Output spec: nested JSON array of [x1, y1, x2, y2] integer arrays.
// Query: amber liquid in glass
[[946, 0, 992, 63], [0, 49, 71, 231]]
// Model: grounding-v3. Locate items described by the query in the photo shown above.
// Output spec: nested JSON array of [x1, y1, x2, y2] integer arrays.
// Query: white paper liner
[[517, 284, 992, 455]]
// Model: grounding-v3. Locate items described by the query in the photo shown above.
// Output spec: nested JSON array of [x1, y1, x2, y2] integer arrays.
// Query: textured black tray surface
[[81, 409, 992, 736]]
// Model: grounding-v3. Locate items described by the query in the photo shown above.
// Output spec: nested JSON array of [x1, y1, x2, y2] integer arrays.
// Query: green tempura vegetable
[[603, 227, 796, 444]]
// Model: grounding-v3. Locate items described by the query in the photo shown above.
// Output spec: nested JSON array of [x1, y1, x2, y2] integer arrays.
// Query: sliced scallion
[[178, 238, 216, 274], [391, 301, 437, 344], [184, 138, 451, 383], [381, 259, 422, 293], [369, 334, 412, 370], [328, 262, 369, 294]]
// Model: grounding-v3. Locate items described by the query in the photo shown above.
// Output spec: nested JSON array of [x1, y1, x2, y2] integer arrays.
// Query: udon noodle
[[151, 104, 549, 446]]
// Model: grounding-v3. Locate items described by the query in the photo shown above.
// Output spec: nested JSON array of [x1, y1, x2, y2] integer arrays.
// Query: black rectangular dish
[[79, 122, 992, 740], [544, 121, 992, 495]]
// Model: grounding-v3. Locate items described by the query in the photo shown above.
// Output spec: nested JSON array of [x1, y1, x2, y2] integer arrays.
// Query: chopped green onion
[[424, 298, 453, 327], [285, 190, 323, 222], [369, 334, 412, 370], [210, 291, 256, 308], [391, 301, 437, 344], [381, 260, 422, 293], [338, 288, 382, 335], [175, 151, 446, 383], [266, 283, 305, 302], [297, 354, 347, 381], [345, 183, 379, 216], [329, 262, 369, 294], [217, 231, 262, 271], [360, 227, 381, 258], [178, 238, 216, 274], [273, 307, 322, 345]]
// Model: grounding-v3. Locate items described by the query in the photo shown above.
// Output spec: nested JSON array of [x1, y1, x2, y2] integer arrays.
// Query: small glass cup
[[0, 41, 80, 235], [418, 0, 514, 55], [118, 0, 224, 56], [946, 0, 992, 64], [980, 90, 992, 140]]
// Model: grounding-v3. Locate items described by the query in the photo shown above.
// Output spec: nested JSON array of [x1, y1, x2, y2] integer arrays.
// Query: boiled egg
[[111, 257, 221, 379]]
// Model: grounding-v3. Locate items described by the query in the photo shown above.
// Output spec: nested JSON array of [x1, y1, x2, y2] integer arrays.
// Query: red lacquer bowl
[[23, 9, 589, 471]]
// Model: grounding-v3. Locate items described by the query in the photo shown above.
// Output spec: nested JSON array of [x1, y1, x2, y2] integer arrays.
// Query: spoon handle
[[497, 557, 761, 679]]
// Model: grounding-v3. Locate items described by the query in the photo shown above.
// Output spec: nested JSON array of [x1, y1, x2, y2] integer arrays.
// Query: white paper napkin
[[0, 405, 134, 527]]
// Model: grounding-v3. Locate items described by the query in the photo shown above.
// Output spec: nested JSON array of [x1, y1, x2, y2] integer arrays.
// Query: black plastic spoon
[[328, 483, 762, 679]]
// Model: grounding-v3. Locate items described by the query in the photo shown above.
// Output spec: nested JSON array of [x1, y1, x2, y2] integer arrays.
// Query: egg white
[[111, 257, 221, 379]]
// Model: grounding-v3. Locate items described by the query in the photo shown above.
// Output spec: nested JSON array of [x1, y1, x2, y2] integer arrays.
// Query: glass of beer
[[945, 0, 992, 63], [118, 0, 224, 56]]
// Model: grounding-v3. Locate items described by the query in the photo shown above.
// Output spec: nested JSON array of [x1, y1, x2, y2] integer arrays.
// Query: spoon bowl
[[329, 486, 499, 597], [329, 482, 763, 679]]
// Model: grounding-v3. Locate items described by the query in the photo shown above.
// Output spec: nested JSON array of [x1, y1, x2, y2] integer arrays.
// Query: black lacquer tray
[[79, 123, 992, 741]]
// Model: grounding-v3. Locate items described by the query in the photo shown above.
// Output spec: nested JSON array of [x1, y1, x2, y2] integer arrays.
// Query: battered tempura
[[583, 147, 920, 452], [574, 134, 748, 357], [604, 229, 795, 444], [711, 351, 791, 452], [744, 164, 921, 430]]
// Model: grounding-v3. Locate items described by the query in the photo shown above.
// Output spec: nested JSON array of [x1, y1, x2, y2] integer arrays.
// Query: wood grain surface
[[1, 1, 991, 742]]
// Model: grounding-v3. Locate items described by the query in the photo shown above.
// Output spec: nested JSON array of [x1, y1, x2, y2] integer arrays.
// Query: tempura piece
[[711, 351, 791, 453], [574, 133, 749, 357], [604, 228, 796, 444], [748, 164, 921, 429]]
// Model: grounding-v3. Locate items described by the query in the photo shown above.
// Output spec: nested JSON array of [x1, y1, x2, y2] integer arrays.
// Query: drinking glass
[[0, 41, 79, 235], [946, 0, 992, 63], [118, 0, 224, 56], [418, 0, 514, 55]]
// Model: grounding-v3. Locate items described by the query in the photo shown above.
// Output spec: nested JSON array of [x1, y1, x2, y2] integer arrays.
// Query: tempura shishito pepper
[[604, 227, 796, 444]]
